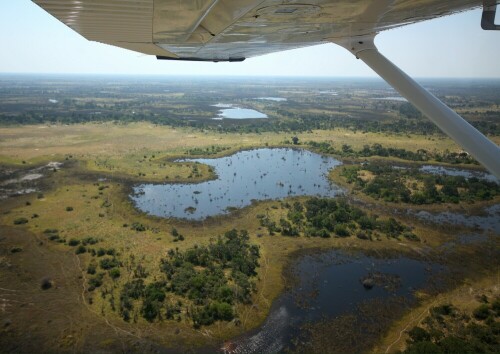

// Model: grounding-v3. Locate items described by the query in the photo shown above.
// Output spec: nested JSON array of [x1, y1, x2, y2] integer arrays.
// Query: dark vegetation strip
[[258, 197, 419, 242], [2, 101, 499, 136], [340, 163, 499, 204], [307, 141, 478, 165]]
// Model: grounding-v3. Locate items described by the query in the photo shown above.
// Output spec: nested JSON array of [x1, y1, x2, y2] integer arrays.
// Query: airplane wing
[[32, 0, 483, 62]]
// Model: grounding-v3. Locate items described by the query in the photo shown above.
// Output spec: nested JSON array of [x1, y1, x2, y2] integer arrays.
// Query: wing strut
[[333, 37, 500, 178]]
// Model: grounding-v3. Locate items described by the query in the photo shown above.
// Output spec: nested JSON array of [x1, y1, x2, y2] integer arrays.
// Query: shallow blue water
[[131, 148, 343, 220], [256, 97, 287, 102], [218, 107, 268, 119]]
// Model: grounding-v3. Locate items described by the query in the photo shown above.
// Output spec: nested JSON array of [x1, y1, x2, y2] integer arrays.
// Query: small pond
[[131, 148, 343, 220], [256, 97, 287, 102], [224, 250, 442, 354], [371, 96, 408, 102], [212, 103, 268, 119]]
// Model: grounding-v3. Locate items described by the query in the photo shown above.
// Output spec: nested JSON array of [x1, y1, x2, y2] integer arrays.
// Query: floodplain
[[0, 76, 499, 353]]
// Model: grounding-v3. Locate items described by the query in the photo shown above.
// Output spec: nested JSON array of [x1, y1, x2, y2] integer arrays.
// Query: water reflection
[[131, 148, 343, 220]]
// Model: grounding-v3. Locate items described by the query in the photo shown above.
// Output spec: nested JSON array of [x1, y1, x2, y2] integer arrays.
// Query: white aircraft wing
[[32, 0, 483, 62]]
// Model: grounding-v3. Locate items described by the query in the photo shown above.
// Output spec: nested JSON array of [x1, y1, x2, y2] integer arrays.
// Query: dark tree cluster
[[119, 229, 260, 327], [260, 198, 417, 241], [342, 164, 499, 204], [307, 141, 478, 165], [186, 145, 230, 156]]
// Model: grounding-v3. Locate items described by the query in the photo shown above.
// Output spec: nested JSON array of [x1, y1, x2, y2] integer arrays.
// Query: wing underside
[[33, 0, 482, 61]]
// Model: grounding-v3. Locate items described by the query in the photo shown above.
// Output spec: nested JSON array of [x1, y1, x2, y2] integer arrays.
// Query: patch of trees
[[86, 255, 121, 291], [42, 233, 123, 293], [186, 145, 230, 156], [118, 229, 259, 327], [130, 222, 146, 232], [42, 228, 64, 243], [403, 298, 499, 353], [171, 228, 185, 242], [399, 102, 422, 119], [307, 141, 478, 165], [13, 217, 29, 225], [342, 164, 499, 204], [259, 198, 417, 241]]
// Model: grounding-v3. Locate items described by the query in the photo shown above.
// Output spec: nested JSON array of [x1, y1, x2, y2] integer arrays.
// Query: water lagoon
[[131, 148, 343, 220], [371, 96, 408, 102], [218, 107, 268, 119], [256, 97, 287, 102], [212, 103, 268, 119]]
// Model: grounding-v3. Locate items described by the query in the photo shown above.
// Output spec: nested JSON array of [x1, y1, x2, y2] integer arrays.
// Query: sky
[[1, 1, 499, 78]]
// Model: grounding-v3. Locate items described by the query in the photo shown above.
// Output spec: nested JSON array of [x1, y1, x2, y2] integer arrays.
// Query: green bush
[[334, 224, 350, 237], [109, 268, 121, 279], [131, 222, 146, 232], [43, 229, 58, 234], [99, 257, 120, 270], [82, 237, 99, 245], [473, 304, 490, 320], [87, 263, 96, 275], [88, 274, 104, 291], [75, 245, 87, 254], [68, 239, 80, 246], [13, 217, 29, 225], [40, 277, 52, 290]]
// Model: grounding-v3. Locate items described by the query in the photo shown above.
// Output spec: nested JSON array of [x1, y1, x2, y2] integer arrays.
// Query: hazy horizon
[[2, 72, 500, 81]]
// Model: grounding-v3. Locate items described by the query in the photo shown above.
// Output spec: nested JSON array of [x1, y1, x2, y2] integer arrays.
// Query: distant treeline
[[307, 142, 478, 165], [1, 102, 498, 136]]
